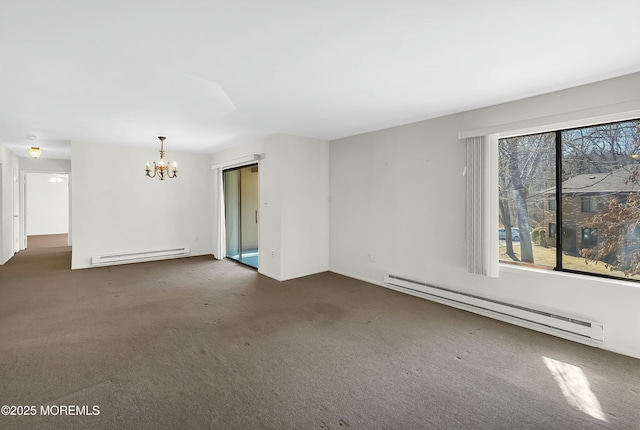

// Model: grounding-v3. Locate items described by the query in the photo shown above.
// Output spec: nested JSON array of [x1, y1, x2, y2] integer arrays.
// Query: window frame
[[498, 117, 640, 283], [580, 196, 599, 213], [581, 227, 598, 248]]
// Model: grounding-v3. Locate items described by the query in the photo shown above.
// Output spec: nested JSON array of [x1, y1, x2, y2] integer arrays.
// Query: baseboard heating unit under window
[[91, 248, 190, 267], [384, 274, 604, 342]]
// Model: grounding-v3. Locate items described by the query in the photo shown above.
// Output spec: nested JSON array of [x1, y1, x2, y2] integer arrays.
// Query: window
[[580, 197, 599, 213], [499, 118, 640, 281], [581, 228, 598, 248]]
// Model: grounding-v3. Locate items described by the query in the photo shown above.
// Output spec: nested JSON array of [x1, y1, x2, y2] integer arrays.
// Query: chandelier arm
[[167, 161, 177, 178], [146, 162, 158, 178]]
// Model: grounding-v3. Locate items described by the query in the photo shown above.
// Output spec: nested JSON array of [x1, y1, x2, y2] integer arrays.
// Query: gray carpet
[[0, 248, 638, 430]]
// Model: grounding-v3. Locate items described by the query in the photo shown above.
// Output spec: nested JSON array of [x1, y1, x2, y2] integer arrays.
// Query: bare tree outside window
[[563, 120, 640, 278], [499, 133, 555, 265]]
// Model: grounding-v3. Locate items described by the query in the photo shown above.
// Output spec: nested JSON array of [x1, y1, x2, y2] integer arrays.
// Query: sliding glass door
[[224, 164, 259, 268]]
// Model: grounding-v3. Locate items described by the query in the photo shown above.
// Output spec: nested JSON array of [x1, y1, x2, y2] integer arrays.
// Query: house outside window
[[498, 118, 640, 281]]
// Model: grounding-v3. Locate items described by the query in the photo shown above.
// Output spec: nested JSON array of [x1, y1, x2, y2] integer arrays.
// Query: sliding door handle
[[255, 210, 258, 224]]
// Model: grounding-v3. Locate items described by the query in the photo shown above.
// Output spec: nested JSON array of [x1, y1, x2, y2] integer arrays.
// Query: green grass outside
[[499, 243, 640, 281]]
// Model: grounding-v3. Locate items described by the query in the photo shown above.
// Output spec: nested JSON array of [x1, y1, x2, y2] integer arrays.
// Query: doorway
[[224, 164, 259, 268], [25, 173, 70, 249]]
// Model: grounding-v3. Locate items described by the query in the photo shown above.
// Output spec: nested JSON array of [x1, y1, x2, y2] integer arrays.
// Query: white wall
[[211, 134, 330, 281], [330, 71, 640, 359], [19, 157, 71, 172], [26, 173, 69, 235], [0, 144, 19, 264], [71, 141, 212, 269], [277, 134, 330, 280]]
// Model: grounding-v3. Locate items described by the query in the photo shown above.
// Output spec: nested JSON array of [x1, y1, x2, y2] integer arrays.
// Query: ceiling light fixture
[[28, 147, 42, 159], [145, 136, 177, 180]]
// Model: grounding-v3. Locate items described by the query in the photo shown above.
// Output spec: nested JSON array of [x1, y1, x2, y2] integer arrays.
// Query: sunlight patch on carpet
[[543, 356, 607, 422]]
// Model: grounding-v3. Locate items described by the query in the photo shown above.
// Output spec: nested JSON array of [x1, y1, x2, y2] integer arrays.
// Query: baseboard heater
[[384, 274, 604, 342], [91, 247, 190, 267]]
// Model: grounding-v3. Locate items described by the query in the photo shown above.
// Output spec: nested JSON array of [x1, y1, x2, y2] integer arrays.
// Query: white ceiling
[[1, 0, 640, 159]]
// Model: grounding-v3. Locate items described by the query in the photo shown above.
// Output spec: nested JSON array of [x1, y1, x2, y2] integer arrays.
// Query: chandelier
[[145, 136, 177, 180]]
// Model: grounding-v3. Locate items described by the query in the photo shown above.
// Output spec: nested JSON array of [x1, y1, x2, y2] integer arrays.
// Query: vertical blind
[[466, 135, 498, 277], [214, 168, 226, 260]]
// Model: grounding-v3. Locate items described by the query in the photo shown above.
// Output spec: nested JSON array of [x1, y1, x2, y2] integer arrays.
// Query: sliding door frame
[[223, 163, 259, 268]]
